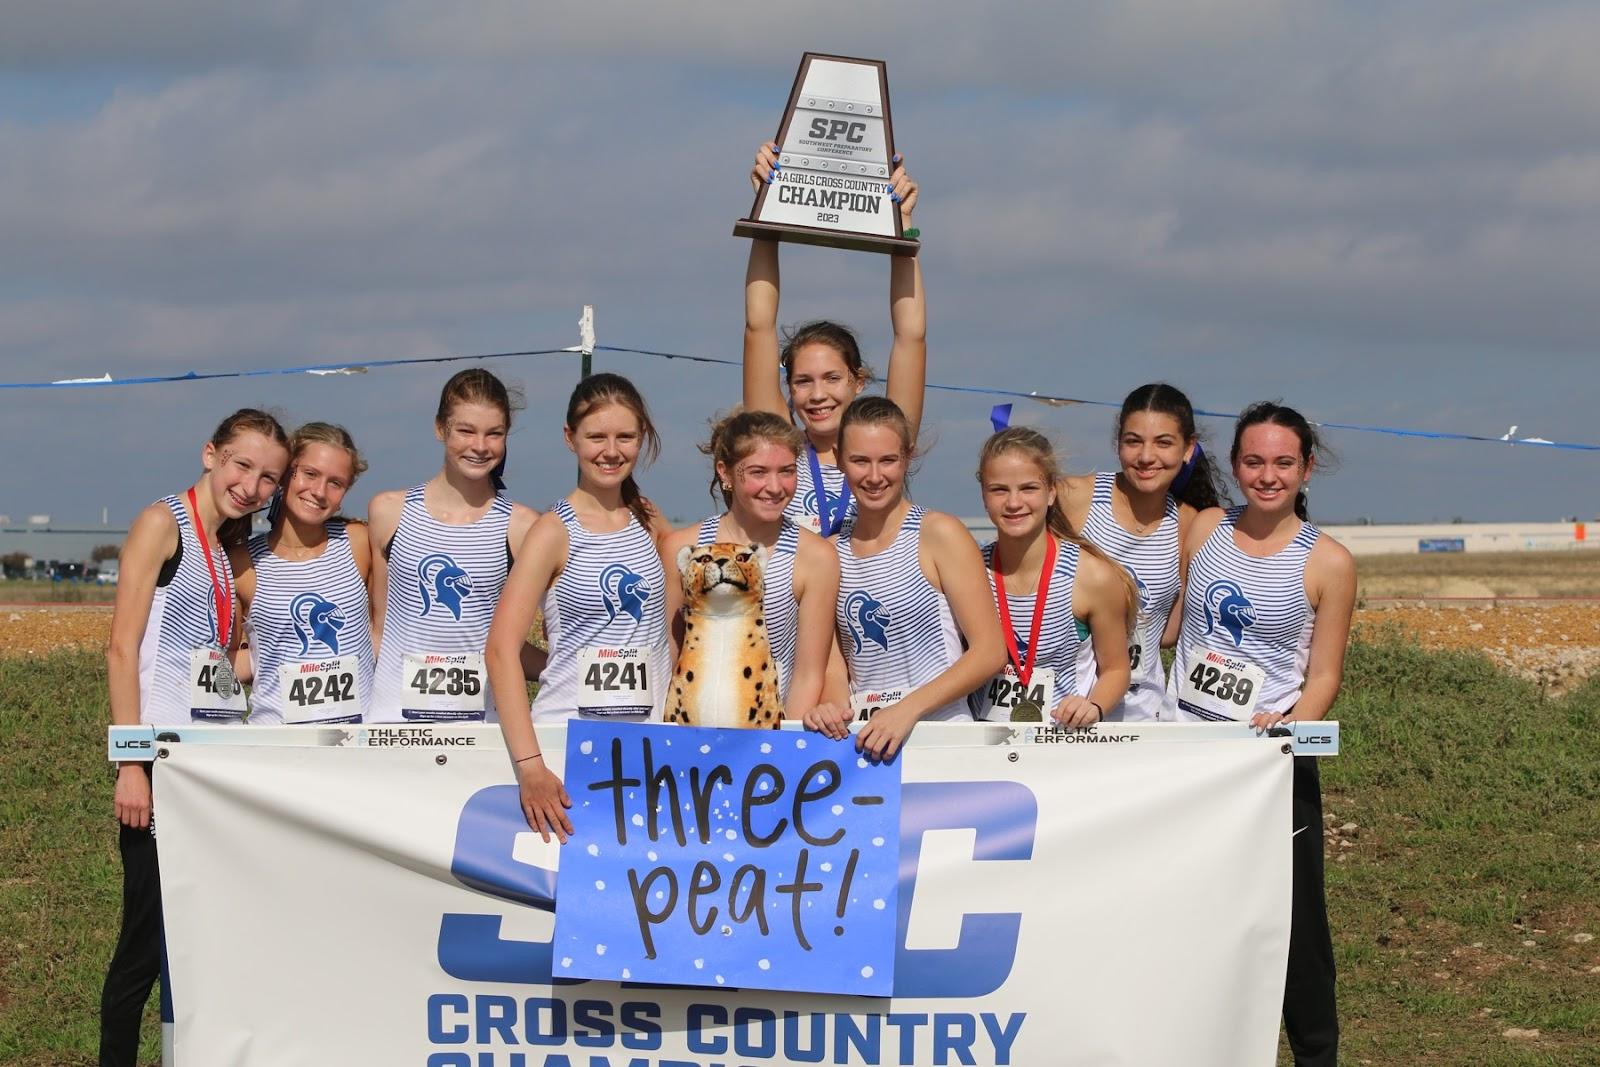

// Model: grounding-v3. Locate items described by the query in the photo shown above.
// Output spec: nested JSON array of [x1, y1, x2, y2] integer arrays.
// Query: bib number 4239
[[1177, 647, 1264, 720]]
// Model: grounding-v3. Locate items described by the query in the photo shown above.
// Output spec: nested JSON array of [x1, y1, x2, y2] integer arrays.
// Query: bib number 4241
[[583, 659, 648, 692]]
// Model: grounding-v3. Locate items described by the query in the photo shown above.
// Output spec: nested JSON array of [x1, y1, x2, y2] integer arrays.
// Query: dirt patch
[[0, 605, 112, 657], [1355, 603, 1600, 692]]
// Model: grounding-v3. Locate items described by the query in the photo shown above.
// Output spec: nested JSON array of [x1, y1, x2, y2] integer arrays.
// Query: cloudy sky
[[2, 1, 1596, 529]]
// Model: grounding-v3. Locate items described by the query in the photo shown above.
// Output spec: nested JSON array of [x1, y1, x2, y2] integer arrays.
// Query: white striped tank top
[[974, 539, 1082, 720], [786, 448, 855, 536], [1077, 472, 1181, 721], [1173, 507, 1319, 719], [695, 514, 801, 703], [370, 486, 512, 722], [137, 495, 239, 726], [530, 500, 670, 723], [243, 521, 375, 725], [836, 506, 969, 721]]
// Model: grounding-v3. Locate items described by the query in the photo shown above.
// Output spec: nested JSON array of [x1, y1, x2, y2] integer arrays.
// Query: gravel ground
[[1356, 602, 1600, 694], [4, 601, 1596, 691]]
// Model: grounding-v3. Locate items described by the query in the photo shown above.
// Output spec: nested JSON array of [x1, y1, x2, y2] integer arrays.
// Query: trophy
[[734, 53, 919, 256]]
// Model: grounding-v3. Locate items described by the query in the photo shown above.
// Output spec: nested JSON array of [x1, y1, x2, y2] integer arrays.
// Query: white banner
[[153, 730, 1293, 1066]]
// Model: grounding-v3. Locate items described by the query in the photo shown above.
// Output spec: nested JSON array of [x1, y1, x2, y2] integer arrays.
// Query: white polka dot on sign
[[579, 740, 593, 755], [560, 956, 572, 968], [820, 861, 832, 872], [622, 968, 630, 979], [595, 880, 606, 891], [758, 959, 771, 971], [861, 965, 874, 978], [596, 944, 607, 956], [873, 899, 885, 910], [694, 959, 704, 969], [700, 744, 711, 754], [831, 804, 844, 815], [631, 814, 644, 826], [795, 738, 807, 749], [586, 843, 599, 856], [760, 742, 772, 754], [715, 975, 726, 985], [872, 836, 884, 847]]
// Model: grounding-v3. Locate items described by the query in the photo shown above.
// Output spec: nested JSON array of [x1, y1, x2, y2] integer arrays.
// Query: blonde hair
[[977, 427, 1139, 635], [701, 408, 805, 506], [289, 421, 367, 482]]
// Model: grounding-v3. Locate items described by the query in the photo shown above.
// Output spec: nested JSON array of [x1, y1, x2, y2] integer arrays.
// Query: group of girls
[[100, 150, 1349, 1067]]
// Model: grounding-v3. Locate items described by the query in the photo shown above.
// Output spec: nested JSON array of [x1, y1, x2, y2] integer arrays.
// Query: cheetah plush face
[[676, 542, 767, 616]]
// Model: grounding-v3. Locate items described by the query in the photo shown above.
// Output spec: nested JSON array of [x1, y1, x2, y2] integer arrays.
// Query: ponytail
[[1116, 383, 1230, 511]]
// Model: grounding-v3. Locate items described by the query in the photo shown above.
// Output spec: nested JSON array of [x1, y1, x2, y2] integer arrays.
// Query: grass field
[[2, 640, 1597, 1066], [0, 579, 117, 605], [1357, 550, 1600, 600]]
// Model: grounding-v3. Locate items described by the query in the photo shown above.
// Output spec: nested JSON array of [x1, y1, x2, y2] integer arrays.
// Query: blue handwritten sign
[[552, 722, 902, 996]]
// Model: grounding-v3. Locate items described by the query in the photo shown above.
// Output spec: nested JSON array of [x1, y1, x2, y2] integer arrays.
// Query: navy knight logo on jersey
[[1201, 579, 1255, 646], [844, 590, 891, 654], [802, 489, 820, 517], [599, 563, 651, 624], [418, 553, 473, 620], [290, 592, 347, 655]]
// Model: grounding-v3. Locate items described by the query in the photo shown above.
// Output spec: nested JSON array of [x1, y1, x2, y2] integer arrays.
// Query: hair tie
[[1171, 441, 1203, 494], [266, 488, 284, 528], [989, 402, 1013, 434]]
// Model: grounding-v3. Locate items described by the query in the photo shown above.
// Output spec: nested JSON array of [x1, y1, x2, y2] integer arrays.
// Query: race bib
[[189, 646, 248, 722], [979, 666, 1058, 722], [278, 655, 363, 724], [401, 652, 486, 721], [1177, 647, 1265, 721], [578, 645, 653, 717], [850, 687, 907, 722]]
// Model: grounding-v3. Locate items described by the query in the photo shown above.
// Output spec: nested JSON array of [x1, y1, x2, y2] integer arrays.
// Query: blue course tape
[[3, 341, 1596, 453], [0, 349, 572, 390]]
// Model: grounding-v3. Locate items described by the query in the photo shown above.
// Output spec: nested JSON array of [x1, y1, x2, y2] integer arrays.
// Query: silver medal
[[211, 650, 236, 697]]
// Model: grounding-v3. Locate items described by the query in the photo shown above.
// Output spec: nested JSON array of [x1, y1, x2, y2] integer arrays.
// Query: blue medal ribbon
[[807, 444, 853, 537]]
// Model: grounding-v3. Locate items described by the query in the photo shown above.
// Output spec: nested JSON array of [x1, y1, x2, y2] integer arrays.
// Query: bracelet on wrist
[[1089, 701, 1103, 721], [514, 753, 542, 765]]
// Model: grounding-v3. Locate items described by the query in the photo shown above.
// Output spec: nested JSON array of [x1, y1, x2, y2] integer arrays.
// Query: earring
[[721, 483, 732, 491]]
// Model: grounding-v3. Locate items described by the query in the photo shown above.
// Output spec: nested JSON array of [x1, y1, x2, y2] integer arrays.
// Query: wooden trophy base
[[734, 218, 919, 257]]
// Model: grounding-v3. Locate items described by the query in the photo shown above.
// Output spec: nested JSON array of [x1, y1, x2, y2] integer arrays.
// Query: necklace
[[1114, 475, 1164, 534]]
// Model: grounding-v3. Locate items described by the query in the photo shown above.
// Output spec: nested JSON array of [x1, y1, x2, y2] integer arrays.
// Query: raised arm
[[883, 156, 927, 443], [743, 143, 789, 419]]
